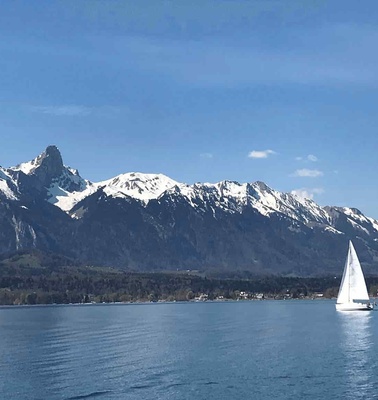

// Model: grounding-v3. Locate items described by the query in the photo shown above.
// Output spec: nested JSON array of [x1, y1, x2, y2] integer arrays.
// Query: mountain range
[[1, 145, 377, 276]]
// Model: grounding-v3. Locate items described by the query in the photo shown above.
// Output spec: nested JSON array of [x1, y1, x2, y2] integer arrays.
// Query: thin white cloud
[[307, 154, 318, 162], [118, 27, 378, 89], [295, 154, 318, 162], [291, 187, 324, 200], [248, 149, 276, 159], [200, 153, 213, 159], [32, 105, 92, 116], [291, 169, 323, 178]]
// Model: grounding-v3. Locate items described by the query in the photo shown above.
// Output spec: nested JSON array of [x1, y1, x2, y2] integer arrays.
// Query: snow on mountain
[[51, 172, 179, 212], [1, 145, 378, 240], [324, 226, 344, 235], [338, 207, 378, 235], [0, 167, 18, 200], [367, 217, 378, 233], [100, 172, 179, 201], [342, 207, 377, 228], [166, 179, 330, 226], [12, 160, 37, 175], [47, 181, 94, 211], [5, 145, 91, 211], [46, 166, 91, 211], [248, 181, 330, 224], [169, 181, 246, 213]]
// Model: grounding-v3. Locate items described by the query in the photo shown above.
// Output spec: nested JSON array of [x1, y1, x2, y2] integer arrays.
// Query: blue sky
[[1, 1, 378, 217]]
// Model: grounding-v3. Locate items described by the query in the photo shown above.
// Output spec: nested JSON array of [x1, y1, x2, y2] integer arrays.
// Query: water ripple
[[66, 391, 112, 399], [0, 301, 378, 400]]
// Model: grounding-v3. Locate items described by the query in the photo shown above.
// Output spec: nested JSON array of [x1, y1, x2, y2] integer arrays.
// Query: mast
[[348, 241, 351, 302]]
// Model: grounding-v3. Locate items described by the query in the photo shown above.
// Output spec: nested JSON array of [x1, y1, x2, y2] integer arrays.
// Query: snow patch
[[367, 217, 378, 233], [347, 218, 370, 235], [0, 179, 17, 200], [12, 160, 37, 175], [0, 169, 18, 200], [12, 216, 23, 250], [324, 226, 344, 235], [28, 225, 37, 246], [48, 183, 95, 212]]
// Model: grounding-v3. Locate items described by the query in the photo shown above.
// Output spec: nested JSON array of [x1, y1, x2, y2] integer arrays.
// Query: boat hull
[[335, 302, 373, 311]]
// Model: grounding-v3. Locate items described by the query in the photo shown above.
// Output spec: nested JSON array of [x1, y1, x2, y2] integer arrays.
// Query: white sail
[[336, 250, 351, 304], [337, 241, 370, 305]]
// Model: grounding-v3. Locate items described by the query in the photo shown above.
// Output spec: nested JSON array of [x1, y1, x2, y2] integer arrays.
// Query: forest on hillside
[[1, 263, 378, 306], [1, 251, 377, 306]]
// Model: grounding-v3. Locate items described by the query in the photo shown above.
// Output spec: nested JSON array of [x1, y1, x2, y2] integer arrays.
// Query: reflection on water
[[338, 312, 373, 399]]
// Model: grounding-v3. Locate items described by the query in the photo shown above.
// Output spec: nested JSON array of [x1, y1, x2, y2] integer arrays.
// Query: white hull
[[336, 302, 373, 311]]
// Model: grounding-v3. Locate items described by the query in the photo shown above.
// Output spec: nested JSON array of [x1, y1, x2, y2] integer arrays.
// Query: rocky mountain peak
[[11, 145, 64, 178], [34, 145, 64, 180], [254, 181, 272, 192], [7, 145, 87, 203]]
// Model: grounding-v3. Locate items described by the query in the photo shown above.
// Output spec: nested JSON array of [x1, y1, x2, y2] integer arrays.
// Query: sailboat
[[336, 240, 373, 311]]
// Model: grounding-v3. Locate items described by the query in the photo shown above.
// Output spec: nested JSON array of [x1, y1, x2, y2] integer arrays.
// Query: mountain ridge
[[0, 145, 377, 276]]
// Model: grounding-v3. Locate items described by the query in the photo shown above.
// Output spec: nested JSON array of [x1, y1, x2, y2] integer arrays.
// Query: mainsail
[[337, 241, 369, 304]]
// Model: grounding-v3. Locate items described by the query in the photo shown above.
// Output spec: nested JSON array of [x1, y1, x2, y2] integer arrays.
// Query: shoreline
[[0, 297, 340, 309]]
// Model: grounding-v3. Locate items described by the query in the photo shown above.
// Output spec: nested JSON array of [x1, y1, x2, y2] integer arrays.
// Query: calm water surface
[[0, 300, 377, 400]]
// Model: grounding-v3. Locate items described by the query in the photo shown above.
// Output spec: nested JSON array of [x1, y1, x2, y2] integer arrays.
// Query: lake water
[[0, 300, 377, 399]]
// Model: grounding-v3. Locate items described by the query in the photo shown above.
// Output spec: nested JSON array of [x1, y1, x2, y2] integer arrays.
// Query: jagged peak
[[11, 145, 63, 177], [343, 207, 363, 215], [217, 179, 241, 186], [329, 206, 364, 217], [253, 181, 272, 191], [45, 144, 61, 157], [9, 145, 88, 189]]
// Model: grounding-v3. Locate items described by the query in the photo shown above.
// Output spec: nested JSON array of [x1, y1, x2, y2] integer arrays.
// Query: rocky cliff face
[[0, 146, 377, 276]]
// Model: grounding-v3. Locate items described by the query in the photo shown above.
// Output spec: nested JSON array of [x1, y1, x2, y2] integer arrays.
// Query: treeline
[[2, 264, 378, 305]]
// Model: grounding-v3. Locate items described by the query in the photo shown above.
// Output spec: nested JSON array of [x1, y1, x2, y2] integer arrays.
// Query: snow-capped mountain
[[2, 145, 90, 204], [0, 145, 377, 275]]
